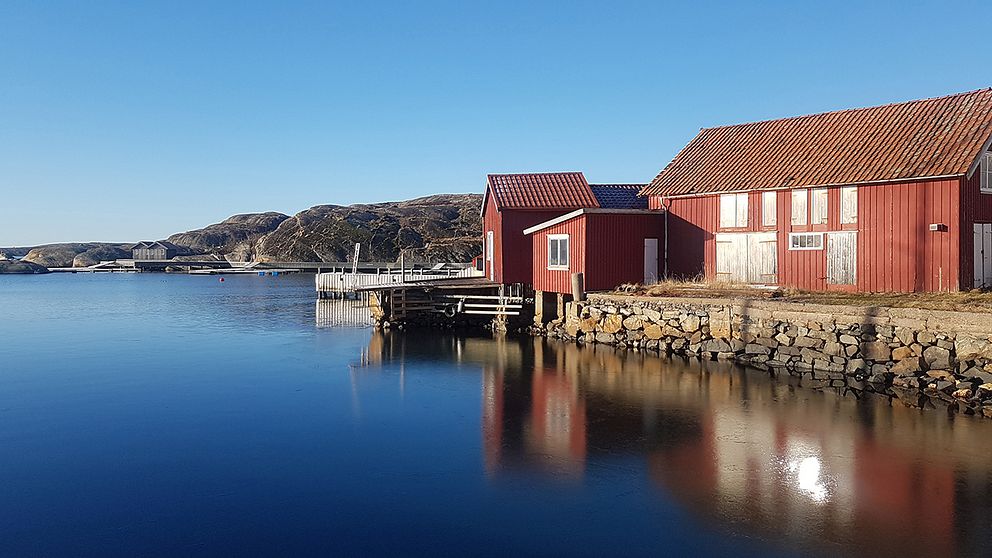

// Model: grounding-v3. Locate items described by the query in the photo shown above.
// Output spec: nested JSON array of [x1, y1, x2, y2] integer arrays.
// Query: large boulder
[[0, 259, 50, 274], [22, 243, 132, 268]]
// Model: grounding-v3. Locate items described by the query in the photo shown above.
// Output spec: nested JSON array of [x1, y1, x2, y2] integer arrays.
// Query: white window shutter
[[736, 193, 749, 227], [792, 190, 807, 225], [762, 191, 777, 226], [719, 195, 735, 228]]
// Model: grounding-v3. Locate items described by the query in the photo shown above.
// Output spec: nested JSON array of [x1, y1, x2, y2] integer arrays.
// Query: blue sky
[[2, 0, 989, 245]]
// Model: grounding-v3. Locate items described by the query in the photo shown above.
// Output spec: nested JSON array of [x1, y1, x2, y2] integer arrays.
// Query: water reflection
[[363, 331, 992, 557], [316, 297, 375, 328]]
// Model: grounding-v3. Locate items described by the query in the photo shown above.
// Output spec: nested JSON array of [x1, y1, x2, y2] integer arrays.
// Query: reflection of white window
[[762, 191, 777, 226], [840, 186, 858, 224], [789, 232, 824, 250], [719, 193, 749, 228], [811, 188, 828, 225], [791, 189, 808, 225], [982, 152, 992, 194], [548, 234, 569, 269]]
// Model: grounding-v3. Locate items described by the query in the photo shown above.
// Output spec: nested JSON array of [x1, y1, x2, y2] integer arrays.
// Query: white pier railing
[[316, 267, 483, 295]]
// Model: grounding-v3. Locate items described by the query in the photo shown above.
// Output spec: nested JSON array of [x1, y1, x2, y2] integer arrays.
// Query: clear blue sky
[[2, 0, 989, 245]]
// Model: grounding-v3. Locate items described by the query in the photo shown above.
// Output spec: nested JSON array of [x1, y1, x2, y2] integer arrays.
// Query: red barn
[[482, 172, 600, 284], [525, 209, 663, 293], [641, 88, 992, 292]]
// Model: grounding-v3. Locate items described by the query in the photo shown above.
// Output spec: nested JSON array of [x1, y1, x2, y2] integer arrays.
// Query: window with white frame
[[810, 188, 828, 225], [789, 232, 824, 250], [547, 234, 569, 269], [486, 231, 494, 261], [840, 186, 858, 224], [719, 193, 749, 228], [791, 189, 808, 225], [762, 191, 777, 226], [982, 152, 992, 194]]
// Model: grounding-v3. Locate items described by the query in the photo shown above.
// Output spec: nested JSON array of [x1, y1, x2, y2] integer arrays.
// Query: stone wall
[[536, 294, 992, 418]]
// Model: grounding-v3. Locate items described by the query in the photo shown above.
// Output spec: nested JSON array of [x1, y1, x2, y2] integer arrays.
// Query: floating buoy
[[219, 277, 225, 282]]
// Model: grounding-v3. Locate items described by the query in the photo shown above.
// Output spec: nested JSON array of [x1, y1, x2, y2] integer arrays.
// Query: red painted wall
[[531, 217, 586, 294], [959, 170, 992, 289], [482, 191, 568, 284], [530, 213, 664, 293], [652, 178, 963, 292]]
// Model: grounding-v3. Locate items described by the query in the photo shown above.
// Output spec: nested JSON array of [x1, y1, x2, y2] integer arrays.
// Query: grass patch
[[612, 280, 992, 313]]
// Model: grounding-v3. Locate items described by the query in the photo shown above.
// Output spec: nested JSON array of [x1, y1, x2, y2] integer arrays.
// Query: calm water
[[1, 273, 991, 557]]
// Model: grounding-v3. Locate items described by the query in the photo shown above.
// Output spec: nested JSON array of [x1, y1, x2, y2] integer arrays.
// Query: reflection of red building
[[482, 365, 586, 478]]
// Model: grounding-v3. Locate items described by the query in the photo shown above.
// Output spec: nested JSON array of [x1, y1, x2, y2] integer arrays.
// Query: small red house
[[482, 172, 600, 283], [525, 209, 663, 293], [641, 88, 992, 292]]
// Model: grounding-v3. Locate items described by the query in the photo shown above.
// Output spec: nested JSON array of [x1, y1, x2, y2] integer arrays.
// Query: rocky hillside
[[22, 243, 133, 268], [12, 193, 483, 267], [167, 212, 289, 254], [247, 194, 482, 263]]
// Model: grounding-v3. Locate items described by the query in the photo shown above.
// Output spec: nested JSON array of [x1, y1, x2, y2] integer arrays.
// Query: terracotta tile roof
[[486, 172, 600, 210], [641, 88, 992, 197], [589, 184, 648, 209]]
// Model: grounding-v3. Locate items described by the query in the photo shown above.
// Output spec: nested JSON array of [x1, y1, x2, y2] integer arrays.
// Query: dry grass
[[612, 279, 992, 314]]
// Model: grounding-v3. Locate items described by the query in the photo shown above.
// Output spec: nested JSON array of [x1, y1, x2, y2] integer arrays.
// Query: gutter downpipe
[[662, 197, 672, 279]]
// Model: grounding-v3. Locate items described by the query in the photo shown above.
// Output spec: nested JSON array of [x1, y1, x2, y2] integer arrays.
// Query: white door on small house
[[976, 224, 992, 289], [715, 233, 777, 284], [643, 238, 659, 284], [827, 231, 857, 285], [486, 230, 494, 281]]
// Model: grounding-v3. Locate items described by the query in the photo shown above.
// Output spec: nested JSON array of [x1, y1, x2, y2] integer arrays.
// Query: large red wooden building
[[641, 88, 992, 292], [482, 89, 992, 295]]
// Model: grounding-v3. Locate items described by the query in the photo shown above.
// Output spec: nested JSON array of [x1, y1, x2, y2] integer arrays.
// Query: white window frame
[[982, 152, 992, 194], [810, 188, 828, 225], [719, 193, 749, 228], [547, 234, 570, 270], [762, 191, 777, 227], [840, 186, 858, 224], [791, 189, 808, 225], [789, 232, 824, 251], [485, 230, 494, 261]]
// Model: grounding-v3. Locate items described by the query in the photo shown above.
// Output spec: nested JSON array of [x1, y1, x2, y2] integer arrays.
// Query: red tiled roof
[[641, 88, 992, 197], [486, 172, 600, 210]]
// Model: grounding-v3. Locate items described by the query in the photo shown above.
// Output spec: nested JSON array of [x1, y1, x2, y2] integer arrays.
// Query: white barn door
[[976, 224, 992, 289], [643, 238, 659, 285], [715, 233, 777, 284], [827, 231, 857, 285]]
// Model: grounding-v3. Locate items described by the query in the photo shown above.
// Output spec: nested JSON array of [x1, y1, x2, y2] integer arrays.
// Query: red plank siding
[[530, 212, 664, 293], [531, 218, 586, 294], [584, 213, 663, 291], [483, 193, 572, 284], [654, 178, 962, 292], [651, 195, 716, 280]]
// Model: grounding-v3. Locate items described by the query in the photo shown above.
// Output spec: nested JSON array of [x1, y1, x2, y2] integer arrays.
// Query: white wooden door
[[715, 233, 777, 284], [827, 231, 857, 285], [976, 224, 992, 289], [643, 238, 659, 285], [486, 230, 494, 281]]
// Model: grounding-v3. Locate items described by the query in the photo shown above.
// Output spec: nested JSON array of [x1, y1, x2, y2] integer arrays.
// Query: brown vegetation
[[613, 279, 992, 314]]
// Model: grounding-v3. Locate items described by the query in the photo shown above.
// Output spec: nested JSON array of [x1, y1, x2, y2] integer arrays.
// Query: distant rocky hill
[[244, 194, 482, 263], [22, 243, 134, 268], [10, 193, 483, 269], [166, 212, 290, 254]]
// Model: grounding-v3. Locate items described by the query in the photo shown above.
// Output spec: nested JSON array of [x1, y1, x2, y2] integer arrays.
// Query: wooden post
[[571, 272, 585, 302], [400, 252, 405, 283]]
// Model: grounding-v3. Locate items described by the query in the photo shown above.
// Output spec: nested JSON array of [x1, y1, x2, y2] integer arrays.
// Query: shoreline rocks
[[534, 294, 992, 419]]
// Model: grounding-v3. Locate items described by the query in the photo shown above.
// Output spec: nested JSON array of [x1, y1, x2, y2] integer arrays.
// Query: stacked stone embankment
[[536, 294, 992, 418]]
